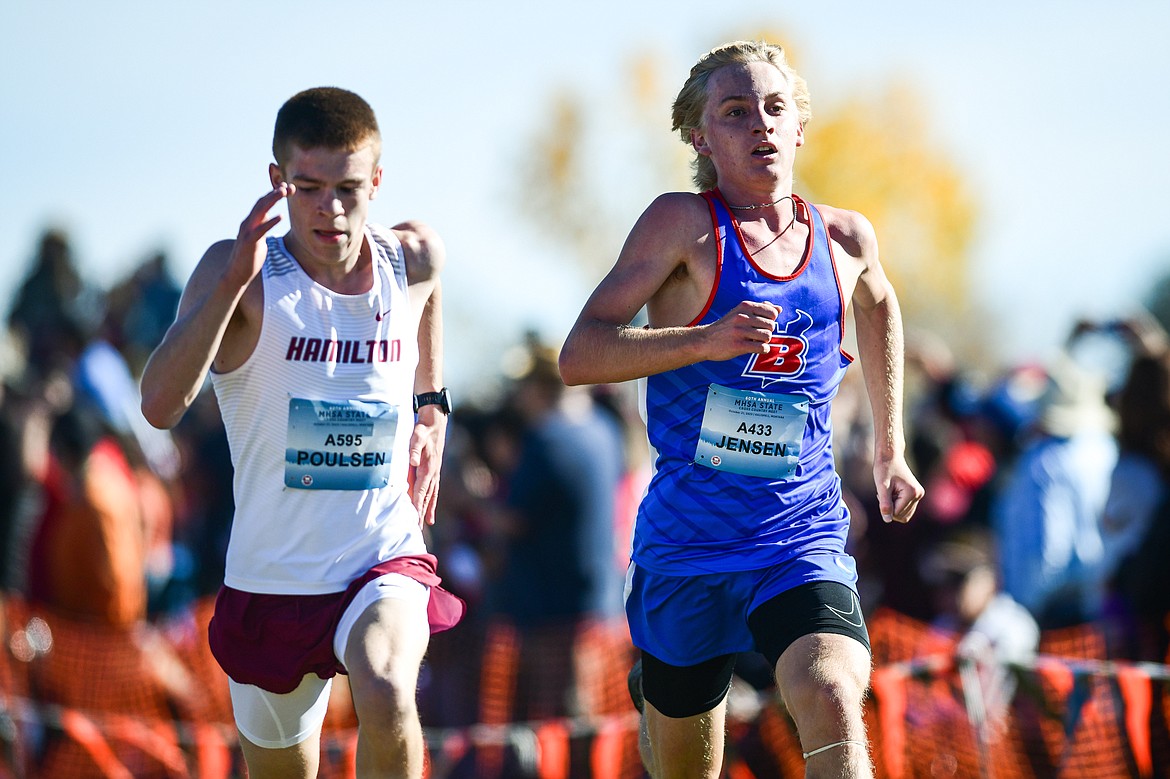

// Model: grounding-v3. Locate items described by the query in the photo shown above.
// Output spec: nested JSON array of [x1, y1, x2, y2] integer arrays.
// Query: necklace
[[727, 194, 792, 211], [739, 197, 799, 256]]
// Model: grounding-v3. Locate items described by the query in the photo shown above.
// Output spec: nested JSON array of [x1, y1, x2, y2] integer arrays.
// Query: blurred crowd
[[2, 226, 1170, 745]]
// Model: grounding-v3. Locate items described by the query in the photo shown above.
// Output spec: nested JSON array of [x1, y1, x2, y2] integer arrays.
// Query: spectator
[[0, 397, 26, 592], [104, 250, 182, 376], [7, 229, 102, 380], [25, 403, 148, 626], [171, 391, 237, 600], [1102, 315, 1170, 659], [921, 528, 1038, 666], [920, 527, 1038, 725], [992, 357, 1117, 628], [1100, 315, 1170, 575], [485, 344, 628, 720]]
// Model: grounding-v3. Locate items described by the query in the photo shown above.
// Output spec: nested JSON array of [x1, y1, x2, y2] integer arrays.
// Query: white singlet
[[211, 225, 426, 595]]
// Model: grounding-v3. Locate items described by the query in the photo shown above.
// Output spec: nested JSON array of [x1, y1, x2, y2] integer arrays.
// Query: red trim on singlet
[[821, 214, 856, 363], [687, 192, 726, 327], [689, 191, 852, 364], [713, 189, 813, 282]]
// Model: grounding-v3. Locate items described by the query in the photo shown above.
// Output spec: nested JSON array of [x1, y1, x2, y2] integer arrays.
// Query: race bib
[[285, 398, 397, 490], [693, 384, 808, 479]]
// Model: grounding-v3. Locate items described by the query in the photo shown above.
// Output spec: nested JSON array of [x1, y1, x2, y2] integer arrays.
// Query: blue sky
[[3, 1, 1169, 397]]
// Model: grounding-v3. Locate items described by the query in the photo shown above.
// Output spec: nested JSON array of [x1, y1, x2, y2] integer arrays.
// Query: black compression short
[[639, 580, 869, 718]]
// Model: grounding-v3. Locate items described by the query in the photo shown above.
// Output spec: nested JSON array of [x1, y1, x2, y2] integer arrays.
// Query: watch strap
[[413, 388, 452, 414]]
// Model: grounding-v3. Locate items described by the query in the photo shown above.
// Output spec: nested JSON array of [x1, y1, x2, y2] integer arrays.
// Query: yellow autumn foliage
[[796, 85, 979, 330]]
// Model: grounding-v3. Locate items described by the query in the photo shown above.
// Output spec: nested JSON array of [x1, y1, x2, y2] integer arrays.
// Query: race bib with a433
[[693, 384, 808, 479]]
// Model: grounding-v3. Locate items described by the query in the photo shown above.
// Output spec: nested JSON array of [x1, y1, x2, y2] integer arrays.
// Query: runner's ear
[[691, 127, 711, 157]]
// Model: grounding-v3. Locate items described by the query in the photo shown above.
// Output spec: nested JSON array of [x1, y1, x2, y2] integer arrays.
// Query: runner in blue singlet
[[560, 41, 924, 778]]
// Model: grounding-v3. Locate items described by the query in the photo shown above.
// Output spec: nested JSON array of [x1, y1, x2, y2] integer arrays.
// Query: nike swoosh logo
[[825, 592, 864, 627], [375, 309, 392, 321]]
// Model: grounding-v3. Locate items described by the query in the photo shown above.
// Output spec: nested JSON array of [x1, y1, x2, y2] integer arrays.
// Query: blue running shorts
[[624, 551, 861, 667]]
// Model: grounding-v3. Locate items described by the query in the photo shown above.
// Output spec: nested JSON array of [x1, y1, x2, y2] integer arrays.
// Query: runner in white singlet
[[140, 87, 461, 779]]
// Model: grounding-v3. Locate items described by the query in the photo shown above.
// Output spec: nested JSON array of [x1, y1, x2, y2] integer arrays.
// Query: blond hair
[[671, 41, 811, 191]]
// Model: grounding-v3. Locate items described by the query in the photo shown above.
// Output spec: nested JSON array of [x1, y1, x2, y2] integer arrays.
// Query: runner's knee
[[776, 634, 870, 729], [784, 665, 866, 724], [354, 670, 420, 726], [347, 635, 424, 714]]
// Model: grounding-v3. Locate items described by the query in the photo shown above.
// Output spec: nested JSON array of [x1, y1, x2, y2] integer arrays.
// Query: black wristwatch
[[413, 387, 453, 415]]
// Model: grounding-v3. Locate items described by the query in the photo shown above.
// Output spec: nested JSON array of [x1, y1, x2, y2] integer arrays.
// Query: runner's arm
[[560, 193, 778, 385], [846, 213, 924, 524], [398, 221, 447, 526], [141, 185, 289, 429]]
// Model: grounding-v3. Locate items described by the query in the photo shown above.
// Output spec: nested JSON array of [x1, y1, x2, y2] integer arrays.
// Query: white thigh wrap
[[229, 674, 332, 750], [228, 572, 430, 749]]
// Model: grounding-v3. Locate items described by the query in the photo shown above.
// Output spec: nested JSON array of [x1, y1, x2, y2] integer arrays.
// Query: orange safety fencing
[[2, 597, 1170, 778]]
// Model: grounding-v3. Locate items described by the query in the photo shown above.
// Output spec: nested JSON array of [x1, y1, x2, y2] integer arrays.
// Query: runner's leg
[[230, 674, 331, 779], [644, 699, 727, 779], [340, 577, 431, 778], [775, 632, 872, 779]]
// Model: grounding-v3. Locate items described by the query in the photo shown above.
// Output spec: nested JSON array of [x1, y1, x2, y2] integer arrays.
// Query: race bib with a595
[[285, 398, 397, 490]]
